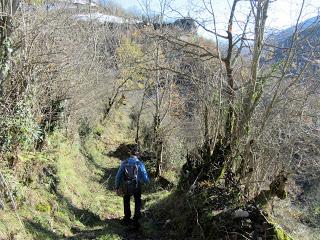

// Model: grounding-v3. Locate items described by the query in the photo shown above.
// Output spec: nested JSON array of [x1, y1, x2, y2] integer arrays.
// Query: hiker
[[115, 145, 150, 225]]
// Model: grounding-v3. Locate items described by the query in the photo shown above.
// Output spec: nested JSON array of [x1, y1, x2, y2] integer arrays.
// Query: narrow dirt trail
[[65, 140, 165, 240]]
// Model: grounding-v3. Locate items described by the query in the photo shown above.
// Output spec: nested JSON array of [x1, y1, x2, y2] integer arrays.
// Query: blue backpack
[[123, 161, 139, 195]]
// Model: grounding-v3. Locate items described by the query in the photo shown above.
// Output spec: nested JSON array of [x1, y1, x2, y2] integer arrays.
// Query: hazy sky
[[107, 0, 319, 38]]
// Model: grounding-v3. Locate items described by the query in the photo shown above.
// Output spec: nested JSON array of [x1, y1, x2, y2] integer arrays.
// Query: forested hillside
[[0, 0, 319, 239]]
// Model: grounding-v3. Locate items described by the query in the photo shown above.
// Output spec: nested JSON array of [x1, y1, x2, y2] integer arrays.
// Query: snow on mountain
[[73, 13, 126, 23], [71, 0, 97, 7]]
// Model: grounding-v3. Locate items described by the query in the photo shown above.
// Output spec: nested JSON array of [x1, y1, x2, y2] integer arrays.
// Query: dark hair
[[128, 144, 139, 155]]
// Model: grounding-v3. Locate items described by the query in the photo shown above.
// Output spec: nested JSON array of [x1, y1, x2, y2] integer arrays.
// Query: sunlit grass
[[0, 108, 171, 239]]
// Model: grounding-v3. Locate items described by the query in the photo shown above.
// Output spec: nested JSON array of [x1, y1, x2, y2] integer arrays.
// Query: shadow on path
[[24, 220, 63, 239], [99, 167, 118, 191], [79, 140, 119, 191], [79, 143, 105, 172], [56, 192, 103, 228], [67, 218, 146, 240], [61, 142, 164, 239], [106, 143, 130, 160]]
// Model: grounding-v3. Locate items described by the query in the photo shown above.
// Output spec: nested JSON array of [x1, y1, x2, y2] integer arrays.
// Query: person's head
[[128, 144, 139, 156]]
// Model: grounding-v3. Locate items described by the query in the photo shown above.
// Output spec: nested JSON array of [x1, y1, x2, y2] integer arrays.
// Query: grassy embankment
[[0, 108, 170, 240]]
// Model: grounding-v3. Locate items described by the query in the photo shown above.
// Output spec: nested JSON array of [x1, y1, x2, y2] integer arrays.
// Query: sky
[[105, 0, 319, 38]]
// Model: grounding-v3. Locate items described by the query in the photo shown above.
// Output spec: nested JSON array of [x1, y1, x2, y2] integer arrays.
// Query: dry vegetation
[[0, 0, 319, 239]]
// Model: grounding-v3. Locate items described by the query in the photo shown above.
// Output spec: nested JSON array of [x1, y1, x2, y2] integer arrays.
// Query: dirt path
[[64, 141, 165, 240]]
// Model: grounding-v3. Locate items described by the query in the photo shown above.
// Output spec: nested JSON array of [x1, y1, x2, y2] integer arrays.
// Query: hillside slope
[[270, 15, 320, 72], [0, 108, 170, 240]]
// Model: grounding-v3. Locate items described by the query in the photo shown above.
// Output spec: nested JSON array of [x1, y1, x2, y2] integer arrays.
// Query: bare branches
[[258, 0, 307, 133], [157, 31, 220, 60]]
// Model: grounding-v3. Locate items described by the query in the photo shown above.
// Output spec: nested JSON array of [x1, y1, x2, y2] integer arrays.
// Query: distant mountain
[[273, 16, 320, 43], [267, 15, 320, 73]]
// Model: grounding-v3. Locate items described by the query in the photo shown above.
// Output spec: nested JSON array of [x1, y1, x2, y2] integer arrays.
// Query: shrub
[[35, 202, 51, 213], [0, 100, 41, 152], [78, 117, 92, 139]]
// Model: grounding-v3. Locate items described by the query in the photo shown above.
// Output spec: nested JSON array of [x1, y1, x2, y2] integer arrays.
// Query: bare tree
[[159, 0, 319, 199]]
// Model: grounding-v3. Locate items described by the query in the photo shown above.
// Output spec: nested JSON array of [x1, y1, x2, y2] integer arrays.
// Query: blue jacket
[[115, 156, 150, 189]]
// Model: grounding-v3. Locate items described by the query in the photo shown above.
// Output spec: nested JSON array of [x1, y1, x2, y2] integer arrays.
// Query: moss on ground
[[0, 110, 167, 239], [274, 225, 294, 240]]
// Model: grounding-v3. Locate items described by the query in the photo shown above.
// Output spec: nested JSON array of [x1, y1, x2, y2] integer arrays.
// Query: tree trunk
[[0, 16, 12, 96], [155, 140, 163, 177], [203, 105, 211, 162], [135, 87, 147, 144], [0, 0, 19, 96], [153, 42, 163, 177]]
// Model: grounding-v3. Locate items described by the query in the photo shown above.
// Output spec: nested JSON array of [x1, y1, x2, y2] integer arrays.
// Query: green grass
[[97, 234, 122, 240], [315, 205, 320, 216], [0, 108, 173, 239], [0, 126, 178, 239]]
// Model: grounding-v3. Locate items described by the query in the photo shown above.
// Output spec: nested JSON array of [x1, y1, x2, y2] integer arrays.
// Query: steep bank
[[0, 109, 170, 239]]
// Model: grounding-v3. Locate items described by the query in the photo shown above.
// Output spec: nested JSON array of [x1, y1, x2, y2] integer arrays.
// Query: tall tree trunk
[[0, 0, 19, 96], [154, 43, 162, 177], [155, 140, 163, 177], [208, 0, 238, 182], [135, 86, 147, 144], [203, 105, 211, 162], [0, 16, 12, 96]]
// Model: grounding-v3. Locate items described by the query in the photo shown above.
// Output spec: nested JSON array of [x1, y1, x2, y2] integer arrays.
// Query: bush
[[163, 135, 186, 172], [78, 117, 92, 139], [0, 100, 42, 152], [315, 205, 320, 217], [35, 202, 51, 213]]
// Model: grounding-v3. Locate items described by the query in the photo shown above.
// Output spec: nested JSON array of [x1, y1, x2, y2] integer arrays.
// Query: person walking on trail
[[115, 145, 150, 226]]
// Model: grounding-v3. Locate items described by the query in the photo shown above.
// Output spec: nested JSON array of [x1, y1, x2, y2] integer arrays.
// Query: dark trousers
[[123, 187, 141, 220]]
